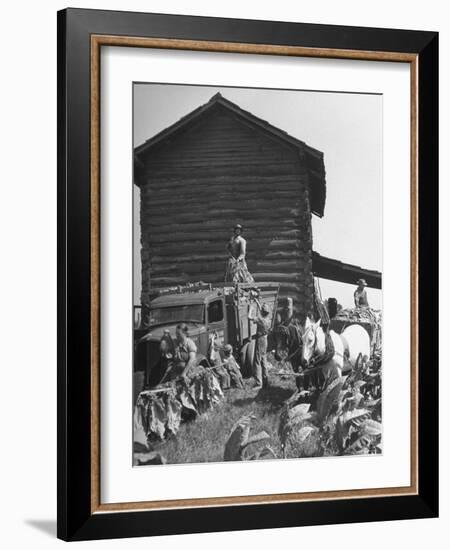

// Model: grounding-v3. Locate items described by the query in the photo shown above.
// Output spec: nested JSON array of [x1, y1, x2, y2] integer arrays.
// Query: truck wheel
[[240, 340, 255, 378]]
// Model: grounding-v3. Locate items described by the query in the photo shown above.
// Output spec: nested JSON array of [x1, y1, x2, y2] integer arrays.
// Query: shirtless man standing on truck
[[225, 224, 254, 283]]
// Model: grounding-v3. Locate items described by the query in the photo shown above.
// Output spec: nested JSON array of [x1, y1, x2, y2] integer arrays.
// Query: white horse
[[301, 317, 370, 382]]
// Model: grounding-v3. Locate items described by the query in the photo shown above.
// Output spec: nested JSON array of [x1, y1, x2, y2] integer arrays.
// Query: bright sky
[[133, 84, 382, 309]]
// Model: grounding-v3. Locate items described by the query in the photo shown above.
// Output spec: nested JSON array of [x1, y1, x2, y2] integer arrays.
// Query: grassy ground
[[135, 358, 297, 465]]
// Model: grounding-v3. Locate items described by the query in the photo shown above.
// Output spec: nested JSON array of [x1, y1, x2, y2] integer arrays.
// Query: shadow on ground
[[233, 381, 294, 409], [25, 519, 56, 538]]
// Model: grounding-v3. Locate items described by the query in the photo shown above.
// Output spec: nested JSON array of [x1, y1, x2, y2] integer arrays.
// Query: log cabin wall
[[135, 97, 326, 319]]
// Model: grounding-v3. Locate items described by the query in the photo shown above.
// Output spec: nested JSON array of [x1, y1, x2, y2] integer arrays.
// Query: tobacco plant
[[279, 355, 382, 458]]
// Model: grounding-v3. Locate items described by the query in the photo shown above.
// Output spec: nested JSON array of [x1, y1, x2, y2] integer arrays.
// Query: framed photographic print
[[57, 8, 438, 541]]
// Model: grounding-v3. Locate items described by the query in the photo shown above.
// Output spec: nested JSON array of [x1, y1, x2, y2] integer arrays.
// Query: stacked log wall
[[138, 107, 314, 317]]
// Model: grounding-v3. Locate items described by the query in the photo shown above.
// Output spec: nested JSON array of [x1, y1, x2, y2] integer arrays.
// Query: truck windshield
[[149, 305, 204, 326]]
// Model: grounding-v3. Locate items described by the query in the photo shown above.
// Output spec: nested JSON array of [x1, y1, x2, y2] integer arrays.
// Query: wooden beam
[[312, 252, 381, 289]]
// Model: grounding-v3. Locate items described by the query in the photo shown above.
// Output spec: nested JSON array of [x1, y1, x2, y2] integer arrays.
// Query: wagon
[[329, 307, 382, 357]]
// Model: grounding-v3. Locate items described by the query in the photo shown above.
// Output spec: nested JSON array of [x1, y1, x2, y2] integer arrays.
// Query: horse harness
[[310, 330, 350, 367], [276, 322, 350, 368], [310, 330, 335, 366]]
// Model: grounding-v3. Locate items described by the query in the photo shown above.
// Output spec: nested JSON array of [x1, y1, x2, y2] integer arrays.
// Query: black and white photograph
[[0, 0, 442, 545], [132, 84, 383, 465]]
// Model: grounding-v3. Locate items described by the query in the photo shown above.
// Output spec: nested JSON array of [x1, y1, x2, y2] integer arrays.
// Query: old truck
[[134, 282, 280, 385]]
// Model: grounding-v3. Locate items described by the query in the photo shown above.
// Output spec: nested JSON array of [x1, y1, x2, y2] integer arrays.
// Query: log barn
[[134, 92, 327, 317]]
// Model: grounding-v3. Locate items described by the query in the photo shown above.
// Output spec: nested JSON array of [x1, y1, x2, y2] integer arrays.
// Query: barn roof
[[134, 92, 327, 217]]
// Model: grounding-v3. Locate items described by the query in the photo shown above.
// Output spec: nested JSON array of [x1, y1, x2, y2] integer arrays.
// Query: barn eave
[[312, 252, 381, 289]]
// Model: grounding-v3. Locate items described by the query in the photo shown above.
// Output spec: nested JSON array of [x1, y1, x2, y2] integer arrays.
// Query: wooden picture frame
[[57, 8, 438, 541]]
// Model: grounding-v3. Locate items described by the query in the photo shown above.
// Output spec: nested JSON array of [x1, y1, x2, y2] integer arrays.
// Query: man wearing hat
[[276, 296, 294, 326], [354, 279, 369, 308], [249, 302, 272, 389], [225, 224, 254, 283]]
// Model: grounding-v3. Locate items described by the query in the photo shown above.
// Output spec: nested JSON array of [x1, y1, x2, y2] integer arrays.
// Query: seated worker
[[160, 323, 197, 384], [222, 344, 244, 389], [207, 332, 231, 390], [354, 279, 369, 308]]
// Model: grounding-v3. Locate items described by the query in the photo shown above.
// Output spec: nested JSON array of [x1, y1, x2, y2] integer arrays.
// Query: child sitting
[[222, 344, 245, 389], [207, 332, 231, 390]]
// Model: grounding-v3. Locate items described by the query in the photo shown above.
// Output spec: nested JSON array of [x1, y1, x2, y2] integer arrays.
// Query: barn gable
[[134, 93, 327, 316], [135, 93, 326, 217]]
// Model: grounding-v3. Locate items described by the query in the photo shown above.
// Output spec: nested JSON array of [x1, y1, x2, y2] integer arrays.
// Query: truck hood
[[138, 322, 207, 343]]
